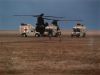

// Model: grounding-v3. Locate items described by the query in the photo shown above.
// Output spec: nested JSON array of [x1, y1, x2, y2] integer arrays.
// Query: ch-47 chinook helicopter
[[14, 13, 82, 37]]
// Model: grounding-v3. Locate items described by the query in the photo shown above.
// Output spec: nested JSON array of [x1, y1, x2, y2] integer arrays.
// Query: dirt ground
[[0, 31, 100, 75]]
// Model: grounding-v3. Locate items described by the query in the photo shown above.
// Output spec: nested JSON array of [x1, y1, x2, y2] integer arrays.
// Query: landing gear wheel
[[76, 34, 80, 37], [21, 33, 27, 37], [82, 33, 86, 37], [56, 32, 61, 37], [35, 33, 40, 37]]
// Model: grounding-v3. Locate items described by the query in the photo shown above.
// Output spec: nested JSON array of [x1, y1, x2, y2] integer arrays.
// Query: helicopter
[[14, 13, 82, 37]]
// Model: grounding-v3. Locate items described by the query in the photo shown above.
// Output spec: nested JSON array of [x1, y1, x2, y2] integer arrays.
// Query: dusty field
[[0, 30, 100, 75]]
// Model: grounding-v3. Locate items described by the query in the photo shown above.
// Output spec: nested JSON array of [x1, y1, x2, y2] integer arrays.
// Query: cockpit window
[[73, 28, 80, 32]]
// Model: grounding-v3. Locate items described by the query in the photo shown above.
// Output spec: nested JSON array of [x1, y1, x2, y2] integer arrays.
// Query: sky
[[0, 0, 100, 30]]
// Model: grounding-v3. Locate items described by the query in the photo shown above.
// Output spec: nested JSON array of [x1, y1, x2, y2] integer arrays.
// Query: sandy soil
[[0, 30, 100, 75]]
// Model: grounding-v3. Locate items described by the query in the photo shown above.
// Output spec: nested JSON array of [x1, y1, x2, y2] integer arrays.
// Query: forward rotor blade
[[58, 20, 82, 21]]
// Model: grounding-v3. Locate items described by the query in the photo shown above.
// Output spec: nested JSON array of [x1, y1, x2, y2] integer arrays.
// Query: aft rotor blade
[[44, 18, 54, 20], [14, 15, 82, 21], [14, 15, 64, 18], [0, 16, 15, 18], [44, 16, 64, 18], [13, 15, 39, 17], [44, 18, 82, 21]]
